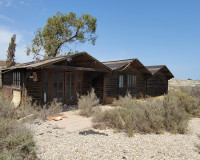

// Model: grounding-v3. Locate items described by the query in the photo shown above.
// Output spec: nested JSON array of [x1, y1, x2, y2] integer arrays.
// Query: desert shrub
[[93, 91, 194, 136], [78, 88, 100, 117], [163, 92, 189, 133], [34, 99, 63, 120], [93, 99, 166, 136], [17, 97, 63, 121], [112, 92, 136, 108], [0, 95, 36, 159]]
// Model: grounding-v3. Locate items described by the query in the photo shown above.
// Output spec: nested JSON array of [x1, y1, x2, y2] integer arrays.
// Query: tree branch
[[53, 27, 80, 56]]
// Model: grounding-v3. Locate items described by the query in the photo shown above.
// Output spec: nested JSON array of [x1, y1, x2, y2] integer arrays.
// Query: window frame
[[13, 71, 21, 89], [127, 74, 136, 88], [119, 75, 124, 88]]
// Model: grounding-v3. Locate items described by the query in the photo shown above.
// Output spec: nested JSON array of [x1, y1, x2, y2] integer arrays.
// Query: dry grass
[[93, 90, 199, 136], [18, 97, 63, 122], [0, 95, 37, 160], [0, 93, 63, 159], [78, 88, 100, 117]]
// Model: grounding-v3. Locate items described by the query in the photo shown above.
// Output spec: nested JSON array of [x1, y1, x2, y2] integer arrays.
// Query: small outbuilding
[[102, 59, 152, 103], [146, 65, 174, 97]]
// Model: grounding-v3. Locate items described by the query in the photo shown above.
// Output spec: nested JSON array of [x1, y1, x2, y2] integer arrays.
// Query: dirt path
[[48, 110, 93, 132]]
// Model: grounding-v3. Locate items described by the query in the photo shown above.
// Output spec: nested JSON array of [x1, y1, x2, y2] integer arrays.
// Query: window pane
[[67, 74, 70, 82], [119, 75, 123, 88], [66, 83, 70, 100]]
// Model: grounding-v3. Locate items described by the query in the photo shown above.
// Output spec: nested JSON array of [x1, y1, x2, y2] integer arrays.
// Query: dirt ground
[[48, 105, 115, 132], [48, 110, 93, 132]]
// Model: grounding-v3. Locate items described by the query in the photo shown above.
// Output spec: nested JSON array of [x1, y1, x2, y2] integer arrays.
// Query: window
[[13, 72, 20, 89], [66, 72, 75, 100], [77, 72, 82, 94], [43, 72, 48, 102], [53, 72, 64, 100], [119, 75, 124, 88], [127, 75, 136, 87]]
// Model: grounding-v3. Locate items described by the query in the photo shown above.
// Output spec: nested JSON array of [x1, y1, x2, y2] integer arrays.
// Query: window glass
[[53, 72, 63, 100], [44, 72, 48, 102], [127, 75, 136, 87], [119, 75, 124, 88], [13, 72, 20, 89]]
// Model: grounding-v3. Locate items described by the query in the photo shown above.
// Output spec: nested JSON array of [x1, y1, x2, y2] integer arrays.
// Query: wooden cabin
[[146, 65, 174, 97], [1, 52, 111, 106], [1, 52, 174, 106], [102, 59, 152, 103]]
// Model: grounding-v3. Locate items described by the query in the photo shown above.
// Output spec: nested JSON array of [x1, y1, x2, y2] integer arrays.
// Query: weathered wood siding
[[82, 72, 104, 103], [104, 70, 147, 103], [26, 69, 42, 104], [2, 71, 14, 100], [147, 75, 168, 97]]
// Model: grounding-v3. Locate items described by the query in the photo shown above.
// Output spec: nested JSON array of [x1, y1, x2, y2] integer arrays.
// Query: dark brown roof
[[102, 59, 136, 70], [103, 59, 151, 75], [145, 65, 165, 74], [146, 65, 174, 78], [2, 52, 111, 72]]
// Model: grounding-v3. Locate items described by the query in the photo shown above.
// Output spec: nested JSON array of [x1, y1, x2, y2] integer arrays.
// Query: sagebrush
[[78, 88, 100, 117], [0, 95, 37, 159], [93, 90, 199, 136]]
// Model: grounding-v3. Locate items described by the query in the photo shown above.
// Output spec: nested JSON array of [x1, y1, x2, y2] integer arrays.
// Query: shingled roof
[[103, 59, 151, 74], [102, 59, 136, 70], [146, 65, 174, 78], [2, 52, 111, 72]]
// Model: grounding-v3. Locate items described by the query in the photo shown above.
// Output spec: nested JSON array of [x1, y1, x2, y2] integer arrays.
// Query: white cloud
[[0, 14, 15, 23], [0, 26, 33, 62]]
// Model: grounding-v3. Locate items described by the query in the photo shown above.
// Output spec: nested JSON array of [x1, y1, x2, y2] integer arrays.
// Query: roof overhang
[[2, 52, 111, 73]]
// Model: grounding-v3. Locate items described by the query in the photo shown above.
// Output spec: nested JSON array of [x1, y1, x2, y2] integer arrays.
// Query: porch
[[42, 68, 106, 104]]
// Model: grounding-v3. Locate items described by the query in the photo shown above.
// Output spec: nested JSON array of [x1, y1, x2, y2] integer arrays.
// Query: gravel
[[25, 118, 200, 160]]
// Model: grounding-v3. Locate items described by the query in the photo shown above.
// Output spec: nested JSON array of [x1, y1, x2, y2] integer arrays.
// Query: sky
[[0, 0, 200, 80]]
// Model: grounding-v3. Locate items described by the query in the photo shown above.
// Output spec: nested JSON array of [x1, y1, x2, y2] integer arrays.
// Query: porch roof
[[2, 52, 111, 73]]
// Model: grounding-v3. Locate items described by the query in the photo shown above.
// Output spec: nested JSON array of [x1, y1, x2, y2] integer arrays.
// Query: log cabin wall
[[2, 71, 13, 100], [147, 75, 168, 97], [104, 70, 147, 104], [82, 71, 104, 103], [25, 69, 42, 104]]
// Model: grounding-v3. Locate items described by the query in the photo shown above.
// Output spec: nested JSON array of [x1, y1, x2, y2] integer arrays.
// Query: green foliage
[[27, 11, 97, 60], [78, 88, 100, 117], [6, 34, 16, 67]]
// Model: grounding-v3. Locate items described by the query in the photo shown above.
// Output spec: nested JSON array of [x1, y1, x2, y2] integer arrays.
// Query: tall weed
[[78, 88, 100, 117]]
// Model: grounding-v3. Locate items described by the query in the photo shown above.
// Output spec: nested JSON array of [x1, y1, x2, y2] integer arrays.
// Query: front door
[[65, 72, 75, 103], [53, 72, 64, 101]]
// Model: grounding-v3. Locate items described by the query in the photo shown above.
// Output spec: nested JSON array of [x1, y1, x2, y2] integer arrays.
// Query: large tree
[[26, 12, 97, 60], [6, 34, 16, 67]]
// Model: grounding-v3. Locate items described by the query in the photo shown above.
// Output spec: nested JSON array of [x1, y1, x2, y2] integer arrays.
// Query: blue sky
[[0, 0, 199, 79]]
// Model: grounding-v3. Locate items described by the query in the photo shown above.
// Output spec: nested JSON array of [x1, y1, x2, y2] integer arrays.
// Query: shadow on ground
[[79, 130, 108, 136]]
